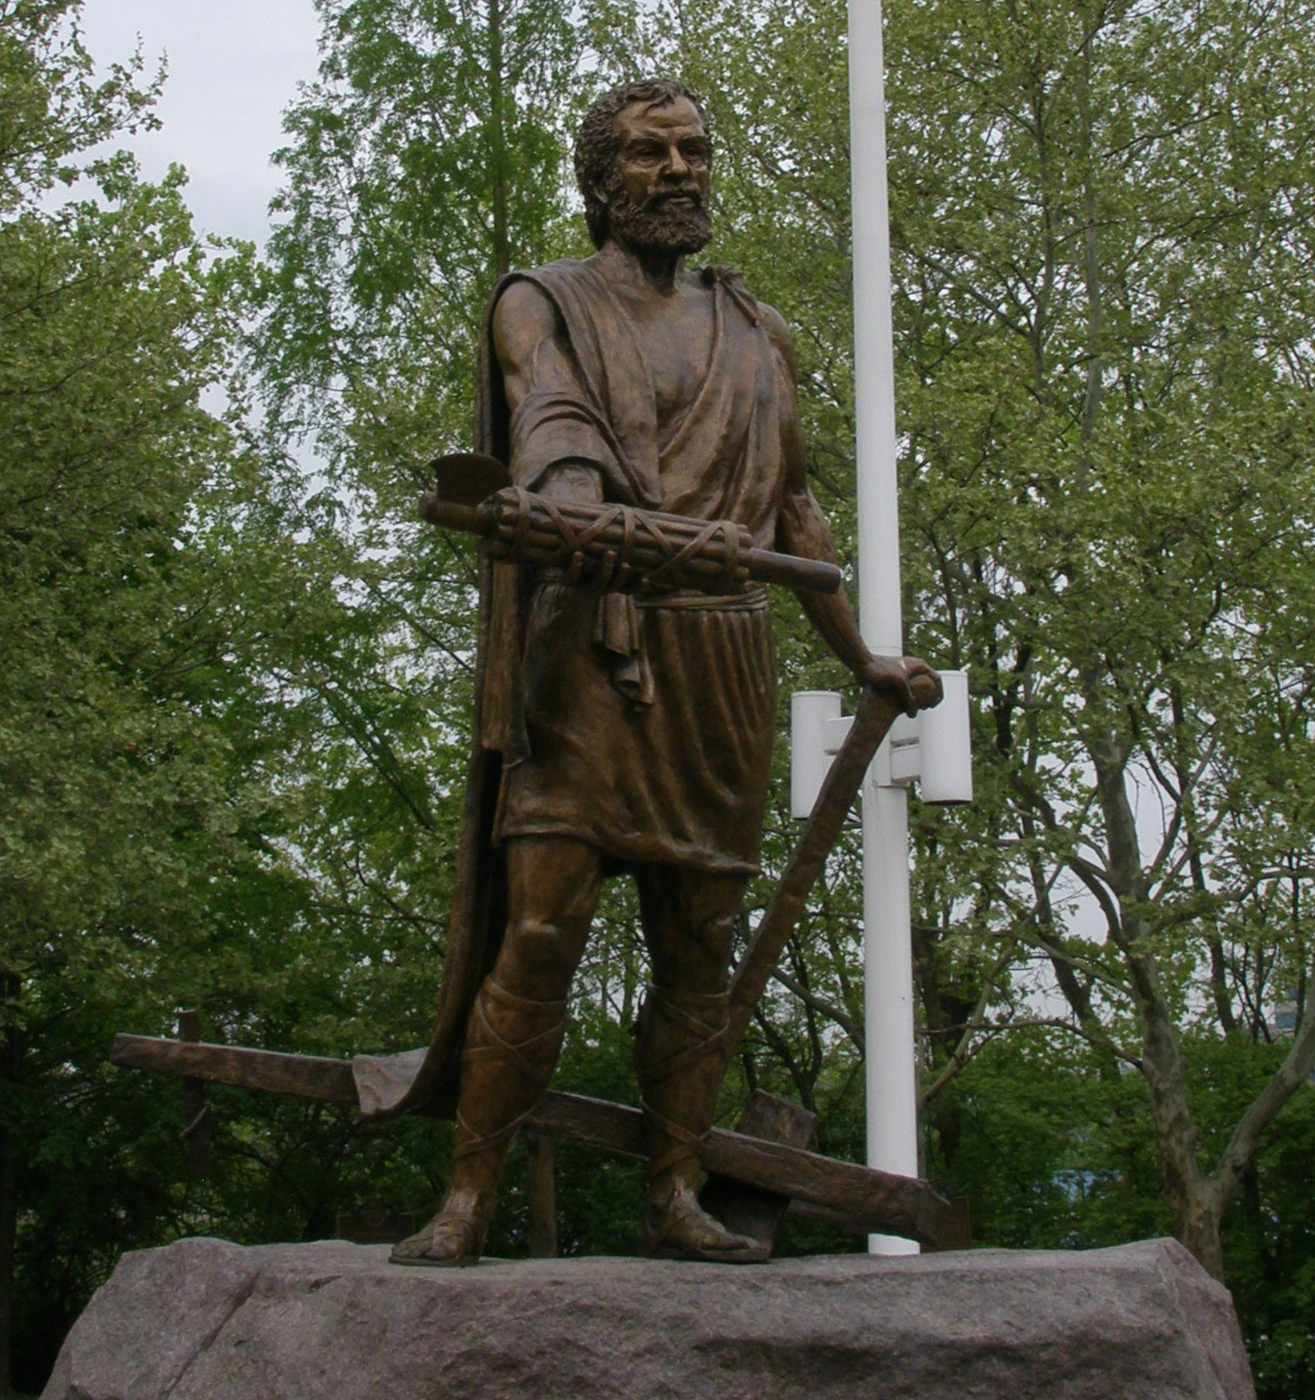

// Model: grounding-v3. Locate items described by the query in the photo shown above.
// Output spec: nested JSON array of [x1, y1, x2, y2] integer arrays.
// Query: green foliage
[[258, 0, 586, 510], [0, 3, 467, 1390], [929, 1031, 1170, 1250], [248, 2, 592, 1069], [7, 0, 1315, 1392], [880, 0, 1315, 1246], [932, 1032, 1315, 1399], [0, 0, 162, 212], [0, 70, 293, 1400]]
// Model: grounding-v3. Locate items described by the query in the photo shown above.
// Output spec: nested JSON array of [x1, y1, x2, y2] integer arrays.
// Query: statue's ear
[[591, 179, 610, 207]]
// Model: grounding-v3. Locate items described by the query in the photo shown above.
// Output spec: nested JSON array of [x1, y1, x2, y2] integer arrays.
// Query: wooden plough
[[114, 686, 964, 1253]]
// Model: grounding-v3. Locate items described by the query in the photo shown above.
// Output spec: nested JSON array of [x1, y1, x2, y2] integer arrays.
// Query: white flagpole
[[847, 0, 920, 1254]]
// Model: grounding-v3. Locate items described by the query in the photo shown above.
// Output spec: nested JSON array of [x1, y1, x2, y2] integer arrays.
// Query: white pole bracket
[[790, 671, 972, 816]]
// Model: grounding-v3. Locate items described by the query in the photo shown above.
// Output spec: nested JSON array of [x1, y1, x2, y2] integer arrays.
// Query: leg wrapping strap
[[635, 983, 730, 1082], [635, 983, 730, 1180], [453, 978, 566, 1164]]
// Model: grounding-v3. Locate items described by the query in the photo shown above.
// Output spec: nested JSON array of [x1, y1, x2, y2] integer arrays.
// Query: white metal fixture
[[791, 675, 972, 817]]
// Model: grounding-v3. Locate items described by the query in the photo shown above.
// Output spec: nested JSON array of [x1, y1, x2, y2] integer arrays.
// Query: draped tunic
[[351, 249, 801, 1118], [486, 247, 796, 874]]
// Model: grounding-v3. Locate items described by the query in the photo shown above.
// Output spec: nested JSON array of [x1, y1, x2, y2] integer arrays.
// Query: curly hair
[[573, 79, 712, 250]]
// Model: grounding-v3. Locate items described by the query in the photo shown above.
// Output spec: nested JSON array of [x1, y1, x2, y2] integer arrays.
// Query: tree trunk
[[1136, 979, 1226, 1280], [1088, 733, 1228, 1280], [0, 1122, 12, 1400], [487, 0, 510, 278], [1135, 980, 1228, 1279], [0, 988, 18, 1400], [1172, 1176, 1225, 1282]]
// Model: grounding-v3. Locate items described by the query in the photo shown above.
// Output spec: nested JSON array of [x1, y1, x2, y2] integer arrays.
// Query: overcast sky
[[80, 0, 323, 248]]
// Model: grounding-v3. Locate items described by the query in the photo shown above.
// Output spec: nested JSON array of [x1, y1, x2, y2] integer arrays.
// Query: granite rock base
[[42, 1235, 1254, 1399]]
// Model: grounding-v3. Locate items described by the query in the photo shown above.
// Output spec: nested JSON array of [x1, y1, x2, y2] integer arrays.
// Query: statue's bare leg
[[391, 835, 603, 1266], [633, 865, 768, 1263]]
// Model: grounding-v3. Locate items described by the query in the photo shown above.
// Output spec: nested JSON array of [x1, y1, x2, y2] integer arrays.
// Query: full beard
[[609, 186, 712, 255]]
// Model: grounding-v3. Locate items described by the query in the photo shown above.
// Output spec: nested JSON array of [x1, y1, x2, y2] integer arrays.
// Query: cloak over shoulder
[[352, 276, 521, 1121]]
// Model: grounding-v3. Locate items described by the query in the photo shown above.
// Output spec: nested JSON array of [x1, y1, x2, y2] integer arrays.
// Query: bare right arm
[[493, 280, 603, 506]]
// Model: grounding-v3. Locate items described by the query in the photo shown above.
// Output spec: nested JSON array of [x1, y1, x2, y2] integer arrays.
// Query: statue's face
[[605, 96, 712, 255]]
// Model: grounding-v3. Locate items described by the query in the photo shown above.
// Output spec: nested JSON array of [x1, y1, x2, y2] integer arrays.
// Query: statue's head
[[574, 78, 713, 254]]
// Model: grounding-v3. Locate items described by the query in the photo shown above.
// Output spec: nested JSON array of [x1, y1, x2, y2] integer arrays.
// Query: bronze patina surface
[[384, 78, 942, 1267]]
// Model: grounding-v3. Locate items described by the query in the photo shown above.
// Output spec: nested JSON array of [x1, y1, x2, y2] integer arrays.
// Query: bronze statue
[[387, 78, 941, 1267]]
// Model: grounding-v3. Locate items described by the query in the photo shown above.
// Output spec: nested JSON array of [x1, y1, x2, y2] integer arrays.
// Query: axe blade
[[429, 451, 511, 508]]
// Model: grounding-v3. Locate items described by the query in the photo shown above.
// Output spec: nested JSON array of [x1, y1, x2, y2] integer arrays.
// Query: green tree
[[589, 0, 1315, 1312], [882, 0, 1315, 1281], [259, 0, 585, 506], [0, 173, 234, 1387], [0, 6, 216, 1377], [0, 0, 161, 212], [0, 4, 423, 1389], [249, 0, 595, 1059]]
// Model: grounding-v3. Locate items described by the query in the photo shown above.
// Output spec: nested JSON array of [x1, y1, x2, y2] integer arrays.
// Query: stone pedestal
[[42, 1236, 1254, 1399]]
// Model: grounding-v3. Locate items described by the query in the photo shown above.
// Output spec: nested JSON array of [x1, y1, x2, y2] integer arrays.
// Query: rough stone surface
[[42, 1235, 1254, 1400]]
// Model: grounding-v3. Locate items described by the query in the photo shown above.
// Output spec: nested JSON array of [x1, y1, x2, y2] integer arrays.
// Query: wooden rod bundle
[[420, 485, 841, 595]]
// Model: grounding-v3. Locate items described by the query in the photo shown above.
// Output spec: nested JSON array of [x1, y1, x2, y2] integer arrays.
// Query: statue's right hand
[[905, 657, 944, 712], [860, 654, 942, 717]]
